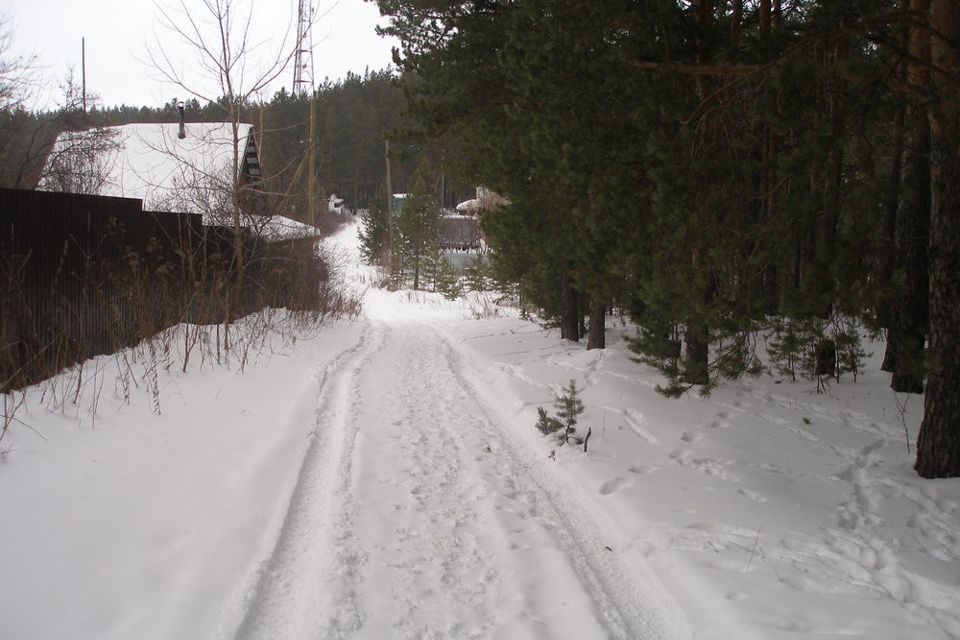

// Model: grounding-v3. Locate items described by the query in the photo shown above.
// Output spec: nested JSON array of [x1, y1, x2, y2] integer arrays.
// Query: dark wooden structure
[[1, 188, 323, 391], [439, 214, 481, 251]]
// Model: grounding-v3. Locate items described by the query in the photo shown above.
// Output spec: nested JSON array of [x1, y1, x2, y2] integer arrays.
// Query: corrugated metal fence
[[0, 188, 321, 391]]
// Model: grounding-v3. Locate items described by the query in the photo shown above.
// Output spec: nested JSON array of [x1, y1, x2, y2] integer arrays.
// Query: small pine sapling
[[465, 250, 490, 292], [767, 317, 804, 381], [433, 253, 463, 300], [534, 379, 586, 445], [535, 407, 563, 436], [554, 379, 585, 445], [832, 315, 869, 382]]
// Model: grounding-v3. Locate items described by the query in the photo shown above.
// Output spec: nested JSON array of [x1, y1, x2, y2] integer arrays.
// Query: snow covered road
[[235, 316, 686, 639], [5, 219, 957, 640]]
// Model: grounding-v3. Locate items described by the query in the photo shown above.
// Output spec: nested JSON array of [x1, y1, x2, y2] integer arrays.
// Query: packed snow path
[[233, 316, 685, 640], [4, 220, 958, 639]]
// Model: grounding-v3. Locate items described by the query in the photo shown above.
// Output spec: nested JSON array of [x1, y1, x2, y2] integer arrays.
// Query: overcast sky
[[6, 0, 398, 110]]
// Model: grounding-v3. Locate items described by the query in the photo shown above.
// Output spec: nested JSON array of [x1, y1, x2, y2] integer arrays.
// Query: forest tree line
[[371, 0, 960, 478]]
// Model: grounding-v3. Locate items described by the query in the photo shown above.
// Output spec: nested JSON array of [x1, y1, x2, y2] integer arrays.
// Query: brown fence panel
[[2, 188, 323, 391], [0, 189, 201, 390]]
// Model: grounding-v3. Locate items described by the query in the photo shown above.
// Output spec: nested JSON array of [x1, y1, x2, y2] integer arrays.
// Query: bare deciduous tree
[[40, 128, 121, 194], [145, 0, 308, 352], [0, 14, 36, 112], [0, 13, 42, 188], [39, 71, 122, 194], [146, 0, 301, 237]]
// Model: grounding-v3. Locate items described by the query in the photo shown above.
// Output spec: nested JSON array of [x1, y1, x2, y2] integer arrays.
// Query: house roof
[[455, 198, 479, 213], [43, 122, 255, 214], [41, 121, 319, 242]]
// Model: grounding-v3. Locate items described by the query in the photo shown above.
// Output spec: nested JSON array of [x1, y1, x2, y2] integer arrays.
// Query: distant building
[[328, 193, 347, 214], [391, 193, 409, 216], [456, 186, 509, 215], [40, 122, 313, 241], [439, 212, 481, 251], [42, 122, 260, 215]]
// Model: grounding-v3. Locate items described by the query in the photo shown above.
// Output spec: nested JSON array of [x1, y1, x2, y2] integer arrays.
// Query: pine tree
[[832, 316, 869, 383], [379, 0, 960, 477], [358, 189, 390, 266], [432, 250, 463, 300], [554, 379, 584, 446], [535, 407, 563, 437], [465, 250, 490, 293], [533, 379, 585, 445], [395, 159, 441, 290], [767, 318, 805, 382], [915, 0, 960, 478]]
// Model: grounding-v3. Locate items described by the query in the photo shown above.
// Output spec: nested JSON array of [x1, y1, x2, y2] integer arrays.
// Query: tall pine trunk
[[879, 103, 905, 339], [413, 246, 421, 290], [684, 250, 711, 386], [915, 0, 960, 478], [560, 263, 580, 342], [888, 115, 930, 392], [587, 298, 605, 350], [887, 0, 930, 393], [814, 35, 849, 319], [731, 0, 742, 47], [684, 321, 710, 386]]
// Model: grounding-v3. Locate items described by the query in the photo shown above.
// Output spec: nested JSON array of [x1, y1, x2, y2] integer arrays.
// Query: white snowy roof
[[43, 122, 255, 214], [253, 215, 317, 242], [455, 198, 479, 213]]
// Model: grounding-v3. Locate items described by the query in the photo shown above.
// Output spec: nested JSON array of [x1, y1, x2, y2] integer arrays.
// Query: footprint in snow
[[790, 427, 820, 443], [628, 465, 659, 475], [706, 411, 732, 429], [738, 488, 767, 502], [598, 477, 634, 495], [623, 409, 661, 445], [681, 430, 704, 443]]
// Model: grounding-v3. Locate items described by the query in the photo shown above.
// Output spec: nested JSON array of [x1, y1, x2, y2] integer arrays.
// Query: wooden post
[[308, 92, 317, 229], [385, 137, 394, 269], [82, 37, 87, 113]]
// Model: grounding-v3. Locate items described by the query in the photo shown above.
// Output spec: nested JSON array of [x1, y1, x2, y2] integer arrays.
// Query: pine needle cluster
[[535, 379, 584, 445]]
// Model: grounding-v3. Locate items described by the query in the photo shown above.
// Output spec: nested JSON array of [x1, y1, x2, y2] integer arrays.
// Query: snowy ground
[[2, 220, 958, 639]]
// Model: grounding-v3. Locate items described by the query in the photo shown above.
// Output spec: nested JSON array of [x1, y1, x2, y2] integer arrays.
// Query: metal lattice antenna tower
[[292, 0, 315, 95], [291, 0, 318, 230]]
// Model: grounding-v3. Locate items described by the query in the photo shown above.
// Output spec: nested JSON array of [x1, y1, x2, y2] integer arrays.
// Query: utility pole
[[385, 137, 394, 268], [292, 0, 317, 230], [81, 37, 87, 113]]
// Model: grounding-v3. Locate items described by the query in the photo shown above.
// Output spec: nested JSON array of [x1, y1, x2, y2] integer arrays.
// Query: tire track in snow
[[233, 321, 384, 640], [235, 317, 689, 640], [431, 324, 691, 640], [344, 327, 506, 639]]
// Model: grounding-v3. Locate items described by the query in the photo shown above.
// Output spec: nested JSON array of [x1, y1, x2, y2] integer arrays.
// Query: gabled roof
[[42, 122, 255, 215], [40, 122, 318, 242]]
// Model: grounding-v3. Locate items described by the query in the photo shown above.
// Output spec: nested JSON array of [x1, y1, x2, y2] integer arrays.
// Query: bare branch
[[0, 14, 38, 111], [146, 0, 299, 112]]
